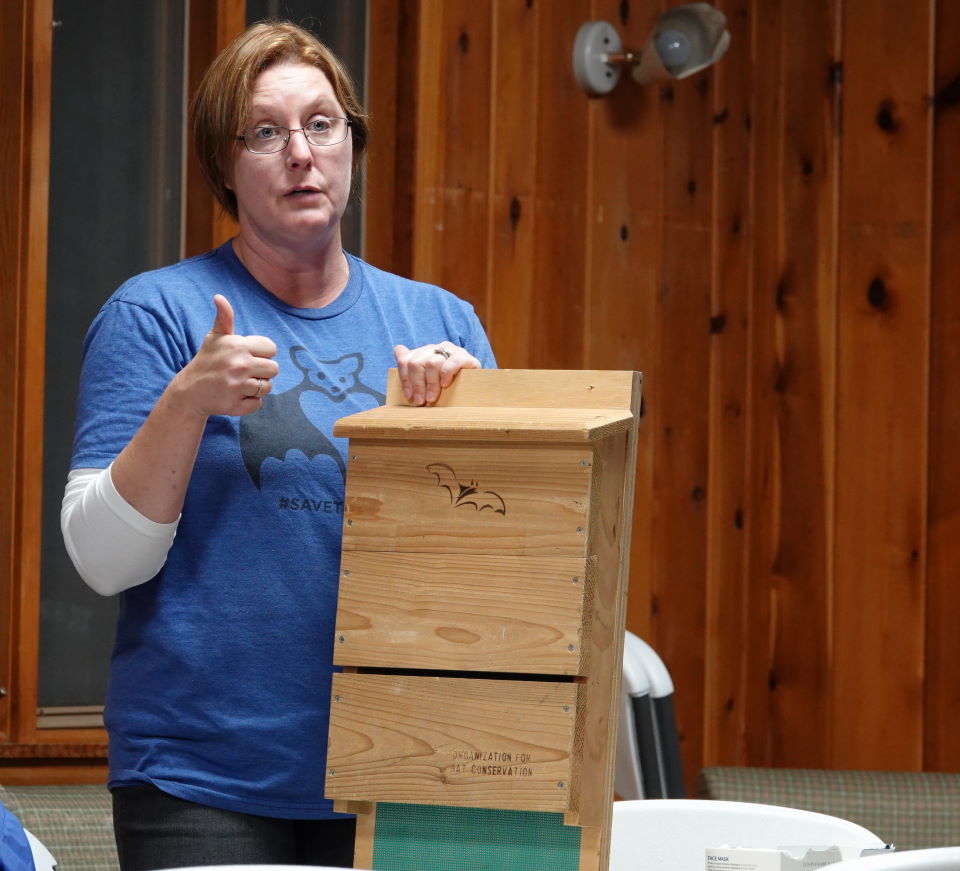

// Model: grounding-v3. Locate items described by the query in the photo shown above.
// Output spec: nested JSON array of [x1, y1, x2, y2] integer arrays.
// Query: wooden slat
[[583, 0, 663, 374], [486, 0, 539, 367], [765, 0, 839, 770], [349, 803, 377, 870], [184, 0, 242, 258], [567, 429, 633, 839], [702, 0, 754, 768], [334, 552, 591, 674], [334, 405, 633, 441], [0, 0, 28, 746], [410, 0, 445, 283], [326, 672, 579, 811], [595, 376, 641, 867], [435, 2, 493, 322], [740, 0, 783, 769], [651, 44, 715, 789], [529, 0, 591, 369], [7, 0, 53, 747], [740, 0, 842, 771], [831, 0, 932, 770], [924, 0, 960, 773], [0, 764, 108, 786], [362, 0, 399, 268], [384, 367, 638, 410], [342, 441, 592, 557], [410, 0, 494, 309], [0, 742, 107, 759], [364, 0, 418, 274]]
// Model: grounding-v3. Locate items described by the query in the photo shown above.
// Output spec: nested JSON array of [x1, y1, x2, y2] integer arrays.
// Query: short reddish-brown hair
[[190, 20, 368, 220]]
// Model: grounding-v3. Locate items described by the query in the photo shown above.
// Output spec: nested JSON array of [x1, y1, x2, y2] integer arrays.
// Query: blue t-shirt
[[71, 242, 496, 819]]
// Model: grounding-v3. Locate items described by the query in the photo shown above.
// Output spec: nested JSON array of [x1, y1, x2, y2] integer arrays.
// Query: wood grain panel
[[410, 0, 445, 283], [702, 0, 753, 768], [4, 0, 53, 747], [765, 0, 839, 770], [363, 0, 401, 270], [924, 0, 960, 773], [184, 0, 243, 257], [434, 3, 493, 320], [364, 0, 420, 276], [384, 366, 639, 409], [740, 0, 782, 770], [652, 61, 715, 788], [350, 804, 376, 871], [333, 405, 633, 441], [584, 0, 661, 373], [0, 764, 108, 786], [334, 551, 591, 674], [832, 0, 931, 769], [0, 0, 29, 745], [411, 1, 492, 321], [530, 0, 592, 369], [342, 441, 592, 556], [570, 429, 634, 843], [486, 0, 539, 367], [326, 672, 579, 811]]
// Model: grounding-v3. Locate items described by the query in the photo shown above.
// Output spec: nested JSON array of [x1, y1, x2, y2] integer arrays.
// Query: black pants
[[112, 784, 355, 871]]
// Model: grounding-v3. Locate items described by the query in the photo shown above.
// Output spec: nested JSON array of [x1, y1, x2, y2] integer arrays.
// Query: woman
[[61, 21, 495, 871]]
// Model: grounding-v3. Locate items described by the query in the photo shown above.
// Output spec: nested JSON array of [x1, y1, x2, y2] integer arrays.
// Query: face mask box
[[706, 845, 894, 871]]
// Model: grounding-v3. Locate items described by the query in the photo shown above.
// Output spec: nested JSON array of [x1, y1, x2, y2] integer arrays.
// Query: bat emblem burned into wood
[[426, 463, 506, 515]]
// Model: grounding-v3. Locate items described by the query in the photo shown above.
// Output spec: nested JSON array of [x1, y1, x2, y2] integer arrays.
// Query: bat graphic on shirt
[[427, 463, 506, 514], [239, 348, 385, 489]]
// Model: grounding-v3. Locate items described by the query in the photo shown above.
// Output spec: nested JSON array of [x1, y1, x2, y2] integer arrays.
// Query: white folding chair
[[610, 799, 886, 871], [827, 847, 960, 870], [614, 634, 653, 799], [614, 631, 685, 800]]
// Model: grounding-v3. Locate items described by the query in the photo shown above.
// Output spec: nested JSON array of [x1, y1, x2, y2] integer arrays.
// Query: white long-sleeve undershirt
[[61, 465, 179, 596]]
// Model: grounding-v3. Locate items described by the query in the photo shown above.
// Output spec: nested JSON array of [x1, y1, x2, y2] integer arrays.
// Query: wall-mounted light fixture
[[573, 2, 731, 96]]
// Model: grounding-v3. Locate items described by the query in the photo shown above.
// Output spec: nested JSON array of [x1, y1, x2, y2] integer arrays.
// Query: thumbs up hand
[[209, 293, 235, 337], [170, 295, 279, 418]]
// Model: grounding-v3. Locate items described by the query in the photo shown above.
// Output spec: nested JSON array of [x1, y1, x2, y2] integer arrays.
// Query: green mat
[[371, 803, 582, 871]]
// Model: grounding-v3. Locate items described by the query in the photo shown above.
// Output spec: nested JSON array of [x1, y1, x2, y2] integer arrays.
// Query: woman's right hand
[[171, 294, 279, 418]]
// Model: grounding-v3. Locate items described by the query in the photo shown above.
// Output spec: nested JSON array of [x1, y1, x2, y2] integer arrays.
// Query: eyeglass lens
[[242, 118, 350, 153]]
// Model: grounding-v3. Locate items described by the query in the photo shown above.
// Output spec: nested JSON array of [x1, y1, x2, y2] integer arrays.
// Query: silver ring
[[433, 347, 451, 359], [254, 377, 264, 398]]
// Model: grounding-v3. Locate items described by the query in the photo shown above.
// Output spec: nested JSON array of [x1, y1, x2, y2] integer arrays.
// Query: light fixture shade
[[632, 2, 731, 85]]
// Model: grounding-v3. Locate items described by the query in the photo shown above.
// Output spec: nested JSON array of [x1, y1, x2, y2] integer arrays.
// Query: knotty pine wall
[[364, 0, 960, 789]]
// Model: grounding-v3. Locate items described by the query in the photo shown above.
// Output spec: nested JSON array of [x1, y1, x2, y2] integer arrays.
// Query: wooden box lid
[[333, 368, 639, 444], [333, 405, 633, 443]]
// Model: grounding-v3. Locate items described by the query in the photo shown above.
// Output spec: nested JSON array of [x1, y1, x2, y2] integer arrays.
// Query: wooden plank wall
[[0, 0, 53, 747], [365, 0, 960, 788]]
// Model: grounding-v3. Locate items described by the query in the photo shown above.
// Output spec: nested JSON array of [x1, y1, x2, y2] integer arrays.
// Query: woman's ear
[[221, 151, 236, 191]]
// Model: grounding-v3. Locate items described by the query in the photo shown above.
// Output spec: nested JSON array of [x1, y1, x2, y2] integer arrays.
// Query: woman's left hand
[[393, 342, 481, 406]]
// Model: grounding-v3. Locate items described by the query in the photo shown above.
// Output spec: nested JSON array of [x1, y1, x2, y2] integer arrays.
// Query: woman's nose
[[285, 128, 314, 166]]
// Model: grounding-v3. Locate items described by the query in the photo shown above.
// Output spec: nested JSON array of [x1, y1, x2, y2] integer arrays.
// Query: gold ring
[[254, 377, 264, 397]]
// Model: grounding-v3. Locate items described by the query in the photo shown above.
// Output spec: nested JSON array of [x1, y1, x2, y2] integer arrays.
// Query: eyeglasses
[[236, 117, 352, 154]]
